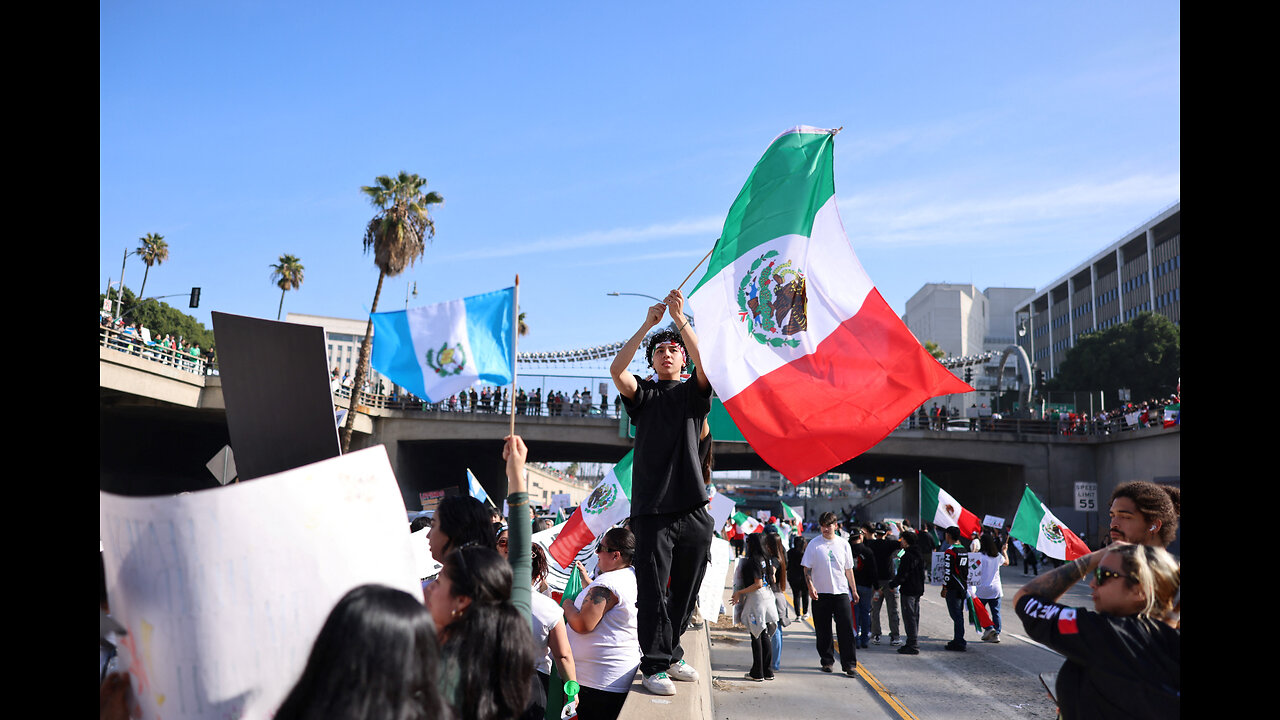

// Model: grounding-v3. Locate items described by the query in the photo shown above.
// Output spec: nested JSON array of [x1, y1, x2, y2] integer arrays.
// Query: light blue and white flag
[[371, 287, 515, 402], [466, 468, 494, 507]]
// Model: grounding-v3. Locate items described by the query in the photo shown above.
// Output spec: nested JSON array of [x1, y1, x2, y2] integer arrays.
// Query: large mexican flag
[[686, 127, 972, 483], [1010, 486, 1089, 561], [547, 451, 633, 568]]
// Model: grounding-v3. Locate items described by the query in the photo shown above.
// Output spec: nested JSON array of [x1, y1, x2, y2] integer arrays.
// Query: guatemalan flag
[[370, 287, 515, 402], [686, 127, 972, 484]]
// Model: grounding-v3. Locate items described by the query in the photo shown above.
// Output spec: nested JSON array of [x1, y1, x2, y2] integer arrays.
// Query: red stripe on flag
[[957, 508, 982, 540], [1062, 527, 1090, 561], [723, 289, 973, 483], [547, 509, 594, 568]]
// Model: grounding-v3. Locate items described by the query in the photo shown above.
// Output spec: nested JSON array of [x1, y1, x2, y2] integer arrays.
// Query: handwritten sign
[[99, 446, 419, 720]]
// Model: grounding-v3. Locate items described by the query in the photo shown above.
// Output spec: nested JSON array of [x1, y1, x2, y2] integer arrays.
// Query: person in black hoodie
[[888, 530, 926, 655]]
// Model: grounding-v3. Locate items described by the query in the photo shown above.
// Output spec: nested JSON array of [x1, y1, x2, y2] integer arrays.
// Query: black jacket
[[888, 546, 926, 596]]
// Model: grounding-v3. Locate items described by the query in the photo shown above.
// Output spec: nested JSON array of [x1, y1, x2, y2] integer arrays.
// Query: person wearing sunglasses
[[562, 527, 640, 719], [1014, 543, 1180, 719]]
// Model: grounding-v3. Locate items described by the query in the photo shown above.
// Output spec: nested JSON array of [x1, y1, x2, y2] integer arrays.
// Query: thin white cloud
[[434, 216, 723, 262], [840, 172, 1180, 247]]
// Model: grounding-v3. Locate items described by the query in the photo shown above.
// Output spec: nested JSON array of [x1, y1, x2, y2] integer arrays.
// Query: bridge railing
[[891, 413, 1168, 437], [100, 324, 209, 375], [333, 384, 625, 419]]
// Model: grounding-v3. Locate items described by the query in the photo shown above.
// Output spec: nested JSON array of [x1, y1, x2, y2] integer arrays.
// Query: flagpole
[[918, 469, 922, 530], [509, 274, 519, 439], [675, 245, 716, 293]]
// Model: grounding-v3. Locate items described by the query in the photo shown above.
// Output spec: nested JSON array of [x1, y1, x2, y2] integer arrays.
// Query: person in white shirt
[[801, 512, 860, 676], [563, 527, 641, 720]]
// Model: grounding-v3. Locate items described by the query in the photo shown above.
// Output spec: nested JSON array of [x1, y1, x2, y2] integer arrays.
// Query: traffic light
[[1035, 368, 1046, 392], [189, 287, 201, 308], [964, 367, 973, 384]]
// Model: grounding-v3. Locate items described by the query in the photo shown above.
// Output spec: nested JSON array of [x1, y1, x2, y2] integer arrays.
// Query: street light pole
[[607, 291, 694, 323]]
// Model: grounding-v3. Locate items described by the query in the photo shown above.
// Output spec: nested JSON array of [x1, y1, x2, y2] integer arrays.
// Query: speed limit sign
[[1075, 482, 1098, 511]]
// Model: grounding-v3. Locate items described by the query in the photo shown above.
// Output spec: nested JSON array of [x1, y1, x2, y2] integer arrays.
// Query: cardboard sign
[[983, 515, 1005, 529], [99, 446, 419, 720]]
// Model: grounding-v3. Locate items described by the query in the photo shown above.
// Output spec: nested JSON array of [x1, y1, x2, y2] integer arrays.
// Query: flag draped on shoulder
[[547, 451, 633, 568], [1010, 486, 1089, 561], [921, 473, 981, 538], [686, 126, 972, 484], [370, 287, 515, 402]]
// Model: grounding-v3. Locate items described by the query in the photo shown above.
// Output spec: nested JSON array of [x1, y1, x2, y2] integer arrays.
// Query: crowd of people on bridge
[[99, 311, 211, 374]]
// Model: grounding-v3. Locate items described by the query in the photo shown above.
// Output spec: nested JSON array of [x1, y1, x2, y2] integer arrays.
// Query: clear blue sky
[[100, 2, 1179, 356]]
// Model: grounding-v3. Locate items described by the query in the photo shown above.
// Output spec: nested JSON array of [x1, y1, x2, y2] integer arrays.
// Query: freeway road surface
[[710, 564, 1091, 720]]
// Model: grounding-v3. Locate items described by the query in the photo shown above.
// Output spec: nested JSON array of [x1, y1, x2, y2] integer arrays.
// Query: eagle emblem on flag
[[425, 342, 467, 377], [737, 250, 808, 348], [584, 483, 618, 515], [1040, 518, 1066, 545]]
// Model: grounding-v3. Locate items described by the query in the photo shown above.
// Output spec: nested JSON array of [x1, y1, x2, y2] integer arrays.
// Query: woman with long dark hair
[[731, 532, 780, 681], [429, 494, 497, 561], [275, 584, 450, 720], [786, 535, 808, 619], [762, 531, 788, 672], [427, 545, 535, 720]]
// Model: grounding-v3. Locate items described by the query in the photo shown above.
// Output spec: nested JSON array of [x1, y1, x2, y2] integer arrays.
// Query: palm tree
[[923, 340, 945, 360], [270, 254, 305, 320], [518, 310, 528, 337], [341, 171, 443, 452], [137, 233, 169, 298]]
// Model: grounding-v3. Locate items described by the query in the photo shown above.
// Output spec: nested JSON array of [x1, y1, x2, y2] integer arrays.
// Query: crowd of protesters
[[99, 311, 211, 374]]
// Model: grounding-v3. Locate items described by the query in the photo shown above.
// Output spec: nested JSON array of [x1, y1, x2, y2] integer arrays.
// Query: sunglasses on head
[[1094, 566, 1132, 586]]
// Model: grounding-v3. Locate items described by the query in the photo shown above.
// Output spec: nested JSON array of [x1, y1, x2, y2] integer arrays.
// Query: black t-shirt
[[1015, 594, 1180, 720], [849, 541, 879, 588], [622, 369, 713, 516], [865, 538, 899, 582]]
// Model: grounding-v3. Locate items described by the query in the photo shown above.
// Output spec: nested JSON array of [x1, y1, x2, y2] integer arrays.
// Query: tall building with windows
[[1015, 202, 1180, 379], [285, 313, 395, 391], [903, 283, 1035, 408]]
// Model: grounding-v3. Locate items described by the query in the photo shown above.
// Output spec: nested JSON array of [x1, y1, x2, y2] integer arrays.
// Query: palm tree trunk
[[277, 289, 286, 321], [340, 270, 385, 453], [139, 265, 151, 300]]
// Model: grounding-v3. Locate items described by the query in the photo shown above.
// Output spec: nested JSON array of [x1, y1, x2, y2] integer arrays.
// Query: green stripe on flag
[[613, 450, 633, 499], [691, 129, 836, 294], [1009, 486, 1046, 549]]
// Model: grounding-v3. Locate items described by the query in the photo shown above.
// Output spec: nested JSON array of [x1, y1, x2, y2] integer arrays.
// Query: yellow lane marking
[[787, 592, 921, 720]]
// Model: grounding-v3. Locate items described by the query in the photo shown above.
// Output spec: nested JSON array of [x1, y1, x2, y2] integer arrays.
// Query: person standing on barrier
[[610, 289, 714, 698]]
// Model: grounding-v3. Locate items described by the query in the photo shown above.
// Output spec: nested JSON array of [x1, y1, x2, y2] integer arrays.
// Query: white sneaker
[[667, 660, 699, 682], [890, 637, 904, 646], [643, 672, 677, 696]]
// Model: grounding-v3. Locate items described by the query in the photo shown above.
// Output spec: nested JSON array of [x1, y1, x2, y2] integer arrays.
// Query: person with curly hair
[[1108, 481, 1180, 547], [609, 290, 714, 697]]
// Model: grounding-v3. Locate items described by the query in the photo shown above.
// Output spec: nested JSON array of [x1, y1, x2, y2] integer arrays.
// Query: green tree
[[923, 340, 945, 360], [518, 310, 528, 337], [269, 253, 305, 320], [137, 233, 169, 298], [100, 286, 215, 351], [1048, 312, 1180, 401], [341, 171, 444, 452]]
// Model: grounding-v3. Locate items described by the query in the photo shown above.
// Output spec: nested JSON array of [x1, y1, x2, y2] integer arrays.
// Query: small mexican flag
[[921, 473, 981, 538], [732, 511, 763, 534], [781, 503, 802, 523], [1010, 486, 1089, 561], [547, 451, 633, 568], [686, 126, 972, 484]]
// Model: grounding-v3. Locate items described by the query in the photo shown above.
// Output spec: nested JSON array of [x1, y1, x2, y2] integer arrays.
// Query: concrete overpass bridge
[[101, 339, 1179, 545]]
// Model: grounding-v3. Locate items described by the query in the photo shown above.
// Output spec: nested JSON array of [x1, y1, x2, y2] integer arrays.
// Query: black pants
[[791, 585, 810, 616], [632, 506, 714, 676], [812, 593, 857, 670], [576, 685, 628, 720], [900, 594, 921, 648], [749, 624, 776, 679]]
